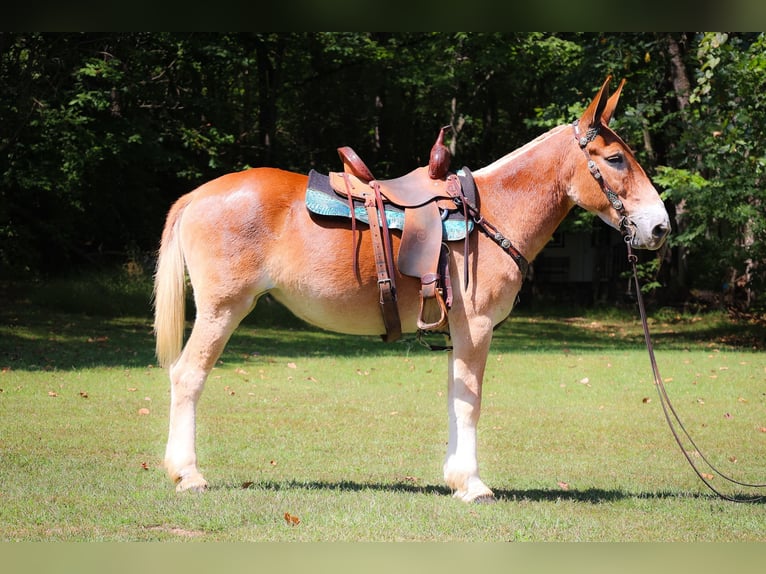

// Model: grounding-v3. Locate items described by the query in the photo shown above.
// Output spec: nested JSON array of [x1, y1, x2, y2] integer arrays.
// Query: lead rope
[[626, 240, 766, 502]]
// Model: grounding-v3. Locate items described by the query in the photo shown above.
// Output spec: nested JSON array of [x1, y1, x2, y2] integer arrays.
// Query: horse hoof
[[472, 494, 497, 504], [175, 476, 209, 493]]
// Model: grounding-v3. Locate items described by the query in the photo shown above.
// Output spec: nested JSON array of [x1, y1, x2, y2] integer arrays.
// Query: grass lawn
[[1, 278, 765, 542]]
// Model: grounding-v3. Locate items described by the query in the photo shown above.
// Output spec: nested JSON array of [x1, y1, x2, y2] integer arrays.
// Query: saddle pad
[[305, 170, 473, 241]]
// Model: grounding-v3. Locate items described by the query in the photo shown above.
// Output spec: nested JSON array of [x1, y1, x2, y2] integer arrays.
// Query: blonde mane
[[474, 124, 569, 176]]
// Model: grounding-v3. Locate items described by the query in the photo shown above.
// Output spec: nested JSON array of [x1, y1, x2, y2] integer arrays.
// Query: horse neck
[[472, 124, 575, 260]]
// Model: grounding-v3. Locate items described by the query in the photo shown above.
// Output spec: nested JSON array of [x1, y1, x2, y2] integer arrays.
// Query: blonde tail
[[153, 198, 190, 368]]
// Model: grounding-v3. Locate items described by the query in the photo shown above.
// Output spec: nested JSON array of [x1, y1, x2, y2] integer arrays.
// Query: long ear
[[579, 75, 612, 130], [601, 78, 626, 125]]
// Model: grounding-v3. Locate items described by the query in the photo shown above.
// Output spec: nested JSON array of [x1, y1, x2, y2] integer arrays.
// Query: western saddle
[[324, 127, 476, 342]]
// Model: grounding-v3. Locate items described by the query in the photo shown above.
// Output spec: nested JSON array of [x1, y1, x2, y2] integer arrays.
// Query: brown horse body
[[154, 78, 670, 502]]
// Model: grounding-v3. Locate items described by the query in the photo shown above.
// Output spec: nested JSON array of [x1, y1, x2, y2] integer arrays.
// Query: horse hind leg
[[164, 299, 252, 492]]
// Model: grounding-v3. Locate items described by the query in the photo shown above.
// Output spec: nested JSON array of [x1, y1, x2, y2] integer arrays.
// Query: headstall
[[572, 120, 636, 244]]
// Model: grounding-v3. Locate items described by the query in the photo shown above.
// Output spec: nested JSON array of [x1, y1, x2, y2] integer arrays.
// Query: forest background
[[2, 32, 765, 309]]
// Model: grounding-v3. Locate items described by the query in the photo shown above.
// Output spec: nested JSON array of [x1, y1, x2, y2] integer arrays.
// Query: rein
[[579, 117, 766, 501], [626, 240, 766, 503]]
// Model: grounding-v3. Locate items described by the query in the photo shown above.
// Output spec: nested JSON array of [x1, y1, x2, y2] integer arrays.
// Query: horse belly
[[266, 222, 423, 335], [269, 288, 389, 335]]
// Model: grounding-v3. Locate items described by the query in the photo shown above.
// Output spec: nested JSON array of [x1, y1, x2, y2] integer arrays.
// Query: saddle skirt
[[305, 169, 474, 241]]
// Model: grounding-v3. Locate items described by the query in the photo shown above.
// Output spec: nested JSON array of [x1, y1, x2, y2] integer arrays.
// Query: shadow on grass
[[223, 478, 763, 504], [1, 292, 763, 371]]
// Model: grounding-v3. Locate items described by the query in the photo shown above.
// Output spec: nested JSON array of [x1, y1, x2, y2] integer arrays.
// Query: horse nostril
[[653, 223, 669, 239]]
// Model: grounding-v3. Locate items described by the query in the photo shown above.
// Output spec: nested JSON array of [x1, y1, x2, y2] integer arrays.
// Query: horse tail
[[153, 196, 192, 368]]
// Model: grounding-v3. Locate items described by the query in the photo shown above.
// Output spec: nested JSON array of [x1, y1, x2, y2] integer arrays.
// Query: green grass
[[1, 279, 766, 541]]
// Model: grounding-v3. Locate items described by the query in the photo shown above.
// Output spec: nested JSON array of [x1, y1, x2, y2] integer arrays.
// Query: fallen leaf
[[241, 481, 254, 489], [127, 387, 137, 392], [138, 407, 150, 415], [284, 512, 300, 525], [287, 362, 297, 369], [79, 391, 89, 398], [48, 391, 58, 397]]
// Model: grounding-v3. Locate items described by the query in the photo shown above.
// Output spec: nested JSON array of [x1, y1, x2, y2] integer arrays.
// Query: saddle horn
[[428, 125, 452, 179]]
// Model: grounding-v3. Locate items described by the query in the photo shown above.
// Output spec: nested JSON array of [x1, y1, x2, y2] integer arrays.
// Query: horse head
[[571, 76, 670, 251]]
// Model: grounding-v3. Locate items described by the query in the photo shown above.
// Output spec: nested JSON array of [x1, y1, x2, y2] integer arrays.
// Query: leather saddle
[[316, 127, 476, 342]]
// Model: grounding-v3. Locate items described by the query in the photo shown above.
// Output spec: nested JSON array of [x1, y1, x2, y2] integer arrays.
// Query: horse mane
[[474, 124, 570, 176]]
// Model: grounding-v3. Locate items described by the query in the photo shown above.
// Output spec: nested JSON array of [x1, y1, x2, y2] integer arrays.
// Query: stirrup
[[416, 279, 449, 332]]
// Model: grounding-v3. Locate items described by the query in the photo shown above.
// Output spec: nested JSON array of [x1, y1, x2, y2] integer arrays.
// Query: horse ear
[[601, 78, 626, 125], [579, 75, 612, 130]]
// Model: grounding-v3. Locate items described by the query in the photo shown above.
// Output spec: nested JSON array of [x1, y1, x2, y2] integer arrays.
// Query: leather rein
[[577, 120, 766, 502]]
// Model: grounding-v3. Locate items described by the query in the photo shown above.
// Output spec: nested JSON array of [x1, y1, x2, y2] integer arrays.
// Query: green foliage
[[27, 266, 154, 317], [2, 32, 766, 305], [621, 256, 664, 295], [654, 33, 766, 296]]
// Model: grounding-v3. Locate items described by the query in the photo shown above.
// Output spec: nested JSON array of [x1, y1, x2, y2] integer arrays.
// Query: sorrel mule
[[154, 77, 670, 502]]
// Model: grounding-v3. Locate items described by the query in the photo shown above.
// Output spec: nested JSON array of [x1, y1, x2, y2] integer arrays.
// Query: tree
[[2, 32, 764, 310], [654, 32, 766, 307]]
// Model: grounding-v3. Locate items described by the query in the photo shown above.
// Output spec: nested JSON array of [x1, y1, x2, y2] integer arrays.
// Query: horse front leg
[[443, 317, 495, 503]]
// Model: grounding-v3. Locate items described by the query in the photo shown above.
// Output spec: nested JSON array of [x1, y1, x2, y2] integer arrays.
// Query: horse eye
[[606, 154, 624, 164]]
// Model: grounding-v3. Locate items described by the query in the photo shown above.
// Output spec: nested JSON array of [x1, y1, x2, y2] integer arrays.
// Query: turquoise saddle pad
[[305, 170, 473, 241]]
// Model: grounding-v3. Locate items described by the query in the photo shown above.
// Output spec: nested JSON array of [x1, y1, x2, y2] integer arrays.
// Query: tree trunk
[[665, 33, 692, 298]]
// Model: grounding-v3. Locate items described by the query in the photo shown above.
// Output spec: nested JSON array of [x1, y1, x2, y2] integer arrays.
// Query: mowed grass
[[1, 280, 766, 541]]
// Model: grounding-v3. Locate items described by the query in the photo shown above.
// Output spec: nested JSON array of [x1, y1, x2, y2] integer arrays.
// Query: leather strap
[[628, 242, 765, 502], [340, 173, 360, 281], [362, 186, 401, 342]]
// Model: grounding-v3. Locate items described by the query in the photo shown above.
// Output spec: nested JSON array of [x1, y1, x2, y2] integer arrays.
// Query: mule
[[153, 77, 670, 502]]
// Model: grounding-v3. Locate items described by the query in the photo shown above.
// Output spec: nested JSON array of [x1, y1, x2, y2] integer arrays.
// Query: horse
[[153, 76, 670, 502]]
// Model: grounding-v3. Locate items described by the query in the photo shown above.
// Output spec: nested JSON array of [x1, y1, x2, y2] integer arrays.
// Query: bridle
[[575, 120, 766, 502], [573, 120, 637, 244]]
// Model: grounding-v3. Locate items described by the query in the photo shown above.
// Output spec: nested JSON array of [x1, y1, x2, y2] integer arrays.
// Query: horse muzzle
[[623, 204, 670, 250]]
